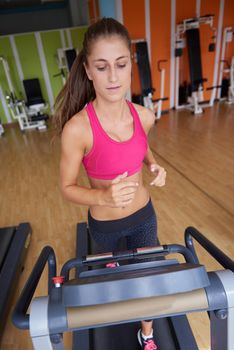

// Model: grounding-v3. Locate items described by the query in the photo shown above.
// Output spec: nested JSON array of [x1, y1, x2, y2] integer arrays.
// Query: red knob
[[52, 276, 65, 284]]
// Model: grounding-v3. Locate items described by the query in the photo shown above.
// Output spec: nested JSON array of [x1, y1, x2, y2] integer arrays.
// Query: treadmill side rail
[[212, 270, 234, 350], [30, 297, 64, 350]]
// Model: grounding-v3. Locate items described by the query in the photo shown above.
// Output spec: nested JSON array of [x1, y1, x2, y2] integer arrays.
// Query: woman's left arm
[[140, 106, 167, 187], [144, 146, 166, 186]]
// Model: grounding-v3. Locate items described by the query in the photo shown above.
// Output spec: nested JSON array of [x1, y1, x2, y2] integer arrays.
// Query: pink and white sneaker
[[105, 262, 120, 268], [137, 329, 157, 350]]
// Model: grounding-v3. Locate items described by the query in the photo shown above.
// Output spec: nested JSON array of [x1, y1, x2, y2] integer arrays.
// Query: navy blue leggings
[[88, 199, 158, 253]]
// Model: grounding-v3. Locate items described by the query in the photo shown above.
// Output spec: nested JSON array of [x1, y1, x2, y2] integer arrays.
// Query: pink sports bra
[[82, 101, 148, 180]]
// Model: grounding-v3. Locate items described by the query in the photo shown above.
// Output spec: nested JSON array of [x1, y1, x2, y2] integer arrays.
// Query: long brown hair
[[53, 17, 131, 135]]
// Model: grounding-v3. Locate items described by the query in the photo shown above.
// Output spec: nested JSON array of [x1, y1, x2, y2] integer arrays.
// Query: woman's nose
[[108, 67, 118, 82]]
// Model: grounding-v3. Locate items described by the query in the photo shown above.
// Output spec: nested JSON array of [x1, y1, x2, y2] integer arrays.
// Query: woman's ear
[[83, 62, 92, 81]]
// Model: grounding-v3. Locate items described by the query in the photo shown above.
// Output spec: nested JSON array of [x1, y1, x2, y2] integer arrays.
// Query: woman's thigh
[[126, 213, 158, 250]]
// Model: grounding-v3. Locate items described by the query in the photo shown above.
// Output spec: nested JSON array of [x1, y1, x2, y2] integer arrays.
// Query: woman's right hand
[[101, 172, 139, 208]]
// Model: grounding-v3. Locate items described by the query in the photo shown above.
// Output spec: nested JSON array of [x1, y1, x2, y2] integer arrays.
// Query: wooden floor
[[0, 102, 233, 350]]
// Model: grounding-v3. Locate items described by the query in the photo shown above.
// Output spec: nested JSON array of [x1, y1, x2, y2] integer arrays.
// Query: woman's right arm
[[60, 117, 138, 207], [60, 117, 103, 206]]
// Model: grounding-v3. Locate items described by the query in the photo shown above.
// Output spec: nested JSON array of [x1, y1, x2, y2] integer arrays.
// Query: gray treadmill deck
[[62, 262, 209, 307]]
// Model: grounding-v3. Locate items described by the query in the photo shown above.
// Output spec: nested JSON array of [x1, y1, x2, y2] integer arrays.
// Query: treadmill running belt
[[0, 227, 15, 270], [73, 319, 178, 350]]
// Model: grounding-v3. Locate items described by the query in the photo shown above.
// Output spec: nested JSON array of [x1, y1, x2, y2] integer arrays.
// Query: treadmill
[[73, 223, 200, 350], [0, 223, 31, 341]]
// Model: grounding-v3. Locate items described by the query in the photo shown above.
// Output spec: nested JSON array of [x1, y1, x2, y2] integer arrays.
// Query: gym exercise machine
[[12, 223, 234, 349], [0, 56, 48, 131], [217, 26, 234, 104], [0, 223, 31, 342], [6, 78, 49, 131], [132, 39, 168, 120], [175, 15, 217, 114], [54, 48, 77, 85]]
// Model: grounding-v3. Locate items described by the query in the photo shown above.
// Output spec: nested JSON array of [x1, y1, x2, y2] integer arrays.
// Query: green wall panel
[[14, 33, 49, 104], [0, 99, 7, 124], [70, 27, 87, 50], [0, 36, 22, 99], [64, 30, 69, 47], [41, 30, 64, 101], [0, 25, 88, 124]]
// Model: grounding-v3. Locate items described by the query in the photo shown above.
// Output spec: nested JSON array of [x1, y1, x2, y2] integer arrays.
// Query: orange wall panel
[[223, 0, 234, 27], [122, 0, 146, 95], [176, 0, 196, 93], [150, 0, 171, 110], [122, 0, 145, 39], [88, 0, 94, 23], [88, 0, 99, 23], [176, 0, 196, 23], [200, 0, 220, 101], [222, 0, 234, 63]]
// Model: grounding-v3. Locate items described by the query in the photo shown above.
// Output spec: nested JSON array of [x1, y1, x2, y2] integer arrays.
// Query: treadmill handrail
[[61, 244, 196, 281], [185, 226, 234, 272], [12, 246, 56, 330]]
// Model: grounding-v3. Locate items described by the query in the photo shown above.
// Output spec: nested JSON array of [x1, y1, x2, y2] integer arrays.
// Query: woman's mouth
[[106, 86, 121, 90]]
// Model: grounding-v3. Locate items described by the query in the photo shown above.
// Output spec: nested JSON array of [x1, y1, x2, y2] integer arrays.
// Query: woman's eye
[[117, 64, 126, 69], [96, 66, 106, 71]]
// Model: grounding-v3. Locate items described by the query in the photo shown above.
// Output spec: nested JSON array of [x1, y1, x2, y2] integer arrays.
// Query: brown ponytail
[[53, 17, 131, 136], [53, 49, 95, 135]]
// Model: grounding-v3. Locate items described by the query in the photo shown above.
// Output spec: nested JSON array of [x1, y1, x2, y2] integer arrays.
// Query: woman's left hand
[[149, 163, 167, 187]]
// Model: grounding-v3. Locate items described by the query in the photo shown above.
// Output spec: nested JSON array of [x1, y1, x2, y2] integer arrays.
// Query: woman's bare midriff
[[89, 170, 150, 221]]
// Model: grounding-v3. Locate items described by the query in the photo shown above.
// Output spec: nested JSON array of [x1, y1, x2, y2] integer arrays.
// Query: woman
[[54, 17, 166, 350]]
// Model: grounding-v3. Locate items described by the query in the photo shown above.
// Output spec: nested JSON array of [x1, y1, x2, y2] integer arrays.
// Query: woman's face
[[85, 35, 132, 102]]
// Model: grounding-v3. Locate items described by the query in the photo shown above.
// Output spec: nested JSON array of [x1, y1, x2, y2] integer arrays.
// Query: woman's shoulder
[[61, 107, 91, 146], [130, 102, 155, 131], [62, 108, 90, 137]]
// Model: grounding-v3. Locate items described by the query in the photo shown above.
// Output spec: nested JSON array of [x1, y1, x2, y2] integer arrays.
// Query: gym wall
[[91, 0, 234, 110], [0, 26, 87, 124], [122, 0, 234, 110], [1, 0, 234, 125], [88, 0, 100, 23], [222, 0, 234, 63]]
